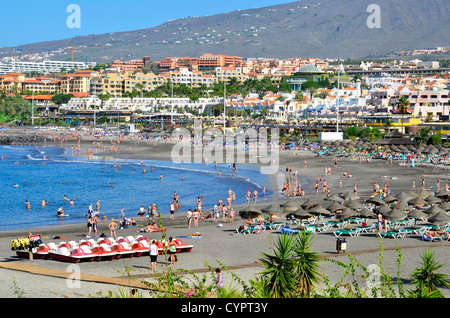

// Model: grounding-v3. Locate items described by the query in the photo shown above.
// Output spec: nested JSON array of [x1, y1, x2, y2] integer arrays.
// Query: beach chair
[[303, 225, 316, 234], [422, 234, 442, 242], [333, 228, 360, 237], [314, 223, 332, 232], [378, 231, 403, 239], [355, 224, 377, 234], [281, 226, 300, 235]]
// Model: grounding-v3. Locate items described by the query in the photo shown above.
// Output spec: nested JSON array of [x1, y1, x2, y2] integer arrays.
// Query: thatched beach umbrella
[[383, 195, 398, 203], [408, 196, 428, 207], [336, 208, 359, 229], [325, 194, 344, 203], [375, 205, 392, 214], [424, 195, 441, 205], [424, 205, 446, 216], [261, 203, 284, 218], [395, 192, 414, 202], [382, 208, 408, 227], [239, 206, 262, 219], [435, 190, 450, 199], [343, 192, 360, 201], [407, 209, 428, 223], [345, 200, 365, 210], [327, 201, 346, 213], [393, 202, 412, 212], [427, 212, 450, 227], [308, 205, 332, 217], [301, 198, 321, 211], [365, 196, 386, 206], [281, 200, 302, 213], [290, 207, 313, 221], [415, 189, 432, 198], [439, 201, 450, 211]]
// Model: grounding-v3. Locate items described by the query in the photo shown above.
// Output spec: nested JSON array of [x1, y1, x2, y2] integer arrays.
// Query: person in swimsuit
[[109, 219, 118, 239], [87, 215, 93, 236], [166, 237, 177, 265]]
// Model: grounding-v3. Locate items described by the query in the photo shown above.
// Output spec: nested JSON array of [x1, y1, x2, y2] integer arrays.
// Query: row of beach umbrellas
[[238, 189, 450, 227]]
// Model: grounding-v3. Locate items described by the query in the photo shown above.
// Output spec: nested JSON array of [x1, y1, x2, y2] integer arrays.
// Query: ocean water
[[0, 145, 274, 231]]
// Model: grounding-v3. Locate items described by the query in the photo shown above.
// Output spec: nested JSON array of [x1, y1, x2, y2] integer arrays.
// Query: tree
[[395, 96, 410, 133], [408, 250, 449, 298], [258, 232, 323, 298], [52, 93, 74, 106], [258, 234, 298, 298], [293, 232, 323, 298]]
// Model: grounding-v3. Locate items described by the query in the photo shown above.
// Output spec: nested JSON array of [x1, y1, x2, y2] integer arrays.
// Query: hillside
[[1, 0, 449, 62]]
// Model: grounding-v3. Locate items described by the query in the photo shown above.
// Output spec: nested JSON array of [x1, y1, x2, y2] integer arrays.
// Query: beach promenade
[[1, 128, 450, 299]]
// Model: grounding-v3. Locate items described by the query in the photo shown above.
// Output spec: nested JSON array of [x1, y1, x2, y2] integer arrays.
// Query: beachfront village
[[0, 49, 450, 142]]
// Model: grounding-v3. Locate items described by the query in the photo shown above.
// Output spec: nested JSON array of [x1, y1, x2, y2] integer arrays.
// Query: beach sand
[[1, 129, 450, 299]]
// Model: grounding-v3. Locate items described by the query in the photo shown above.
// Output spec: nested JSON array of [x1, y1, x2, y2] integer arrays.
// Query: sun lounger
[[378, 231, 405, 239], [422, 234, 443, 242], [281, 226, 300, 235], [333, 228, 360, 237]]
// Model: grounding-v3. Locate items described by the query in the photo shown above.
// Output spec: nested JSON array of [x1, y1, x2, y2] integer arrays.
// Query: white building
[[0, 59, 96, 75]]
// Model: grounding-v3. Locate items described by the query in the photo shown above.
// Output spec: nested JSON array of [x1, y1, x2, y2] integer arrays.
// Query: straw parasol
[[427, 212, 450, 227], [408, 209, 428, 220], [439, 201, 450, 211], [301, 198, 321, 211], [327, 201, 346, 213], [289, 207, 313, 220], [383, 195, 398, 203], [365, 196, 386, 205], [308, 205, 332, 217], [375, 205, 392, 214], [325, 194, 344, 203], [357, 208, 378, 223], [281, 200, 302, 213], [435, 190, 450, 199], [415, 188, 432, 198], [343, 192, 360, 201], [424, 205, 446, 216], [382, 208, 408, 226], [239, 206, 262, 219], [261, 203, 284, 217], [408, 196, 428, 207], [424, 195, 441, 205], [396, 192, 414, 202], [345, 200, 365, 210], [393, 202, 412, 211], [335, 208, 359, 229]]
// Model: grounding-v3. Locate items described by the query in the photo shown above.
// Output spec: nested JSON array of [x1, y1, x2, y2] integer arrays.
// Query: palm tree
[[395, 96, 410, 134], [258, 231, 323, 298], [258, 234, 298, 298], [293, 232, 323, 298], [408, 250, 449, 298]]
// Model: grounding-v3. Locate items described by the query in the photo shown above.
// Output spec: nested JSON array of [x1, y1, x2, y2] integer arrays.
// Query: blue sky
[[0, 0, 294, 47]]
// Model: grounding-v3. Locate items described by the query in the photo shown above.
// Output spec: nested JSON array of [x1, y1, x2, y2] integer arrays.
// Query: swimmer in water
[[42, 199, 47, 207]]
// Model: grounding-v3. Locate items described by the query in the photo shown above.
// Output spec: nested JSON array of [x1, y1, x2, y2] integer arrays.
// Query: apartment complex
[[0, 73, 60, 94], [124, 72, 165, 94], [90, 70, 128, 97], [111, 56, 150, 73], [0, 59, 96, 75], [60, 70, 99, 95]]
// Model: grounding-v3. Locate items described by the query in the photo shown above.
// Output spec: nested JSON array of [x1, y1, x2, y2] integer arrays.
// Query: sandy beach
[[1, 128, 450, 300]]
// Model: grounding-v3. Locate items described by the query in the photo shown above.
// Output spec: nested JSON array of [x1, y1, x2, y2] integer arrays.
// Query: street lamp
[[223, 80, 226, 132]]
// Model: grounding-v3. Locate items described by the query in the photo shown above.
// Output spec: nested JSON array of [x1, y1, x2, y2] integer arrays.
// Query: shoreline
[[1, 127, 450, 298]]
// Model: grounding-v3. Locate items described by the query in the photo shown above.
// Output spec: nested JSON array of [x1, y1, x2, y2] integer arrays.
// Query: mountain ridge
[[1, 0, 449, 62]]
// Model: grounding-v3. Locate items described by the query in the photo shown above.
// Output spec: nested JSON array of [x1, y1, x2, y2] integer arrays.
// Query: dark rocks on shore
[[0, 135, 47, 145]]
